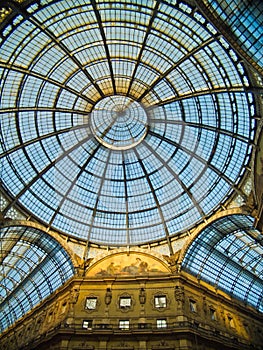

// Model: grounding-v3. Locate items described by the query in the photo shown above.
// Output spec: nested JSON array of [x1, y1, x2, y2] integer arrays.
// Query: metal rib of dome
[[0, 0, 255, 246]]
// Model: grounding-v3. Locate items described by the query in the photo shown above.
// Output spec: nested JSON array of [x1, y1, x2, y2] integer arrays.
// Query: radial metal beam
[[48, 143, 101, 228], [0, 107, 91, 115], [147, 86, 249, 107], [0, 62, 95, 105], [148, 129, 245, 193], [83, 147, 112, 260], [142, 139, 206, 220], [126, 0, 161, 97], [138, 36, 217, 101], [122, 152, 131, 246], [0, 123, 91, 159], [90, 0, 116, 95], [133, 146, 174, 255], [195, 0, 263, 77], [150, 118, 251, 143], [2, 134, 94, 216], [6, 0, 104, 98]]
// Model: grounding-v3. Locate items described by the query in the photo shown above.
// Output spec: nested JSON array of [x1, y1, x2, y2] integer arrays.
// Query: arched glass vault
[[182, 215, 263, 313], [203, 0, 263, 73], [0, 225, 75, 332], [0, 0, 256, 247]]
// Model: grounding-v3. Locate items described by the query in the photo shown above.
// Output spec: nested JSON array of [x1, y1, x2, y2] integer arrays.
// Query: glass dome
[[0, 0, 255, 246]]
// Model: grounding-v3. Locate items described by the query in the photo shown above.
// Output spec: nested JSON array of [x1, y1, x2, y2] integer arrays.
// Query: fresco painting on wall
[[87, 253, 170, 276]]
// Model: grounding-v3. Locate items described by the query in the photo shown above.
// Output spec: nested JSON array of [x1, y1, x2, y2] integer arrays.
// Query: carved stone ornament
[[105, 288, 112, 305], [139, 288, 146, 304]]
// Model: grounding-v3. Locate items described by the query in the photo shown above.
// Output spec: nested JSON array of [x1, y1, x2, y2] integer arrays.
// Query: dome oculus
[[90, 96, 148, 150]]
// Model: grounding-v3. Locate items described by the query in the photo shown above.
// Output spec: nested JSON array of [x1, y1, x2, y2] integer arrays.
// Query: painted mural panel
[[87, 252, 170, 276]]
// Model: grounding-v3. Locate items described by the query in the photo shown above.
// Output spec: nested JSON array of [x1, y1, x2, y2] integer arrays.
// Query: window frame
[[119, 296, 132, 309], [210, 307, 217, 321], [154, 294, 167, 309], [85, 296, 98, 311], [189, 299, 197, 313], [82, 319, 93, 330], [119, 319, 130, 330], [156, 318, 167, 329]]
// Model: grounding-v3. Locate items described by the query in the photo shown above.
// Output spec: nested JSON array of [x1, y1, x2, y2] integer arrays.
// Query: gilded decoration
[[0, 7, 11, 22]]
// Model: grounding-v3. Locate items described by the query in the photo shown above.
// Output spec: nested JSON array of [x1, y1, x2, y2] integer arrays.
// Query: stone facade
[[1, 251, 263, 350]]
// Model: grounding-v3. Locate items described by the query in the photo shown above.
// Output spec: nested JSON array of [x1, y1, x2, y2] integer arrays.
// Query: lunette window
[[181, 215, 263, 313]]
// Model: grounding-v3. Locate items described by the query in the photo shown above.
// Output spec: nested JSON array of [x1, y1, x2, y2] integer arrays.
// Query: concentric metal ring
[[90, 96, 148, 150]]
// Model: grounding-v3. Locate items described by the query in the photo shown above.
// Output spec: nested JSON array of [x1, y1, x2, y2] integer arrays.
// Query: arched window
[[0, 225, 75, 332], [204, 0, 263, 71], [182, 215, 263, 312]]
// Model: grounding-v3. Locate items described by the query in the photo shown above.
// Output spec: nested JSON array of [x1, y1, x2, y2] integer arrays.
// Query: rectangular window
[[157, 319, 167, 329], [98, 323, 110, 329], [190, 299, 197, 312], [85, 297, 97, 310], [119, 296, 131, 309], [138, 323, 146, 329], [228, 316, 235, 328], [210, 308, 216, 320], [119, 320, 130, 330], [154, 295, 167, 308], [82, 320, 92, 330]]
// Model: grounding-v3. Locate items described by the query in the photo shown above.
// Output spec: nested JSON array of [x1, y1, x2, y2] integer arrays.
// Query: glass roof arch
[[0, 225, 75, 333], [181, 215, 263, 313], [203, 0, 263, 74], [0, 0, 256, 246]]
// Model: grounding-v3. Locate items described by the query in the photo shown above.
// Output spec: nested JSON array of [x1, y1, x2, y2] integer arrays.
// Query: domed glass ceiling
[[0, 0, 255, 246]]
